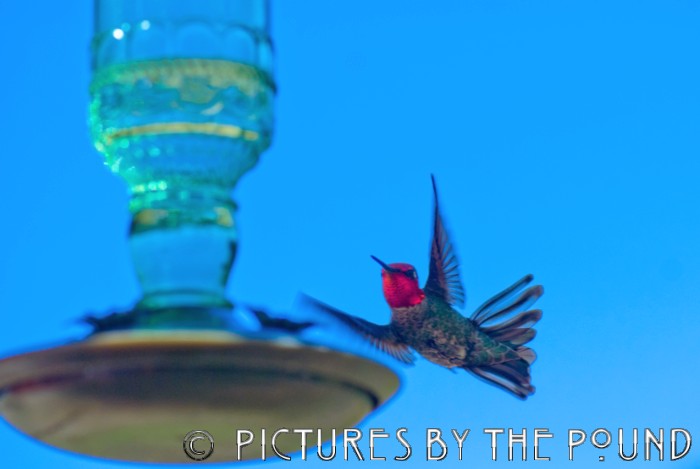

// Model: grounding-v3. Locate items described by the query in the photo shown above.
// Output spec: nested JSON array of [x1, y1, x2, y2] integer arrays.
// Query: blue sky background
[[1, 0, 699, 467]]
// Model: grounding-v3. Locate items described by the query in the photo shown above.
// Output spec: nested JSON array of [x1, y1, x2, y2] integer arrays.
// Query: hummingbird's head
[[371, 255, 425, 308]]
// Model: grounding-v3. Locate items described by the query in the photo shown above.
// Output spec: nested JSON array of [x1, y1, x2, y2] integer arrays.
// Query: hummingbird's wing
[[299, 294, 416, 365], [423, 174, 466, 308]]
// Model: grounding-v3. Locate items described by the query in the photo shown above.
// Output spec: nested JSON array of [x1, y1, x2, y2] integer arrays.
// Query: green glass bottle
[[90, 0, 274, 312]]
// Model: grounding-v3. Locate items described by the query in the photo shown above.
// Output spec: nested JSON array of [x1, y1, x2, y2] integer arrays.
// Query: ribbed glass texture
[[89, 0, 274, 310]]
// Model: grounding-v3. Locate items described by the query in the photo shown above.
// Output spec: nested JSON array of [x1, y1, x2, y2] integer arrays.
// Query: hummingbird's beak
[[370, 255, 399, 273]]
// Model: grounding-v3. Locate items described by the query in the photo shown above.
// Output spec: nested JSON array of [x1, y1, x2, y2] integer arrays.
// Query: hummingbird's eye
[[405, 269, 417, 279]]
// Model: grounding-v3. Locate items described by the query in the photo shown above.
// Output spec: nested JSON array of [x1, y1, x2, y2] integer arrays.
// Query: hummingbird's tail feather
[[482, 309, 542, 346], [472, 285, 543, 327], [465, 311, 540, 398], [516, 346, 537, 364], [467, 354, 535, 400], [471, 274, 534, 323], [467, 277, 543, 399]]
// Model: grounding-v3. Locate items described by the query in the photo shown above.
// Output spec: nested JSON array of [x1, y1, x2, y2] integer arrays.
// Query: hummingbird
[[301, 175, 543, 399]]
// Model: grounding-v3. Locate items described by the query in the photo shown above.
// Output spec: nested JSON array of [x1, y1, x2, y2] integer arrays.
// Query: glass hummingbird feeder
[[0, 0, 400, 463]]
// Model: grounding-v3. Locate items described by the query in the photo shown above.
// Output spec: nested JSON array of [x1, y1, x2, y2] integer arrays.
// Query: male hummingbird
[[302, 175, 543, 399]]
